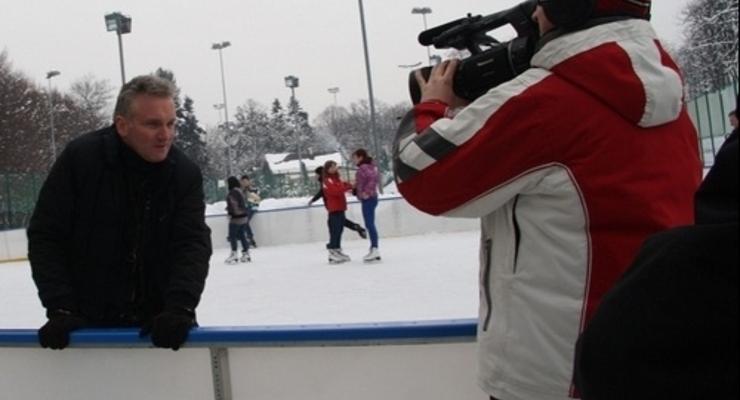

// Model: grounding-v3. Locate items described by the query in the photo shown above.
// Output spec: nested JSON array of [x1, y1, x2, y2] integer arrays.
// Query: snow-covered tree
[[676, 0, 739, 98]]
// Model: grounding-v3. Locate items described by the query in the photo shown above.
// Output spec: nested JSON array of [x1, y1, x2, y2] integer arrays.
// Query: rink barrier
[[0, 319, 480, 400], [0, 196, 477, 262]]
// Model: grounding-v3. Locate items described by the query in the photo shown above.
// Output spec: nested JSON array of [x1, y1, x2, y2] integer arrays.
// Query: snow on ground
[[0, 231, 479, 329]]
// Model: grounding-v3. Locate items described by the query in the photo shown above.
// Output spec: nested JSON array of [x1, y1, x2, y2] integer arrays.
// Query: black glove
[[139, 308, 196, 351], [38, 309, 87, 350]]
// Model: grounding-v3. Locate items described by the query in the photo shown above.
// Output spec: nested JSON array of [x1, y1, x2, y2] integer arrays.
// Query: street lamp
[[357, 0, 382, 193], [284, 75, 306, 181], [104, 12, 132, 85], [45, 70, 60, 164], [327, 87, 340, 106], [411, 7, 433, 66], [284, 75, 300, 100], [213, 103, 225, 125], [212, 41, 233, 175]]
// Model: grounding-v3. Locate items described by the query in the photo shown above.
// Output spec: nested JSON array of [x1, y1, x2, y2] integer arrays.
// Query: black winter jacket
[[28, 125, 212, 325], [574, 131, 739, 399]]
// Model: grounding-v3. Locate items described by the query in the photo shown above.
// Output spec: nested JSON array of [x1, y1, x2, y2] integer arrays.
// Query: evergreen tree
[[177, 96, 209, 169], [153, 68, 209, 170]]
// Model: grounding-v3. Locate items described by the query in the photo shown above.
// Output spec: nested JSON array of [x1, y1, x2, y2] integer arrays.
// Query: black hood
[[695, 130, 738, 225]]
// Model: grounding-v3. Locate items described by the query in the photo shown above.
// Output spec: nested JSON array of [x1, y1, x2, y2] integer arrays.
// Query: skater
[[240, 175, 261, 248], [321, 160, 353, 264], [352, 149, 381, 262], [393, 0, 701, 398], [225, 176, 251, 264], [309, 166, 368, 239], [28, 75, 212, 351]]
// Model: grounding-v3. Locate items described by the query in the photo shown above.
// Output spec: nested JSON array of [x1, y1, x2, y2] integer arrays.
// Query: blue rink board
[[0, 319, 478, 348]]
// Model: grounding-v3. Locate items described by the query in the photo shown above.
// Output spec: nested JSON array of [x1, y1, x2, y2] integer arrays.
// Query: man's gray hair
[[113, 75, 176, 120]]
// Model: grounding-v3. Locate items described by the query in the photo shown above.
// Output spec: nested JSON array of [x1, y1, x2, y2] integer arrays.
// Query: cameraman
[[393, 1, 701, 399]]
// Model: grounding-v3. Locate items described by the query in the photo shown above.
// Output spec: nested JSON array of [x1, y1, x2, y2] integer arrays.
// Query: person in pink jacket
[[352, 149, 381, 262], [393, 0, 701, 398]]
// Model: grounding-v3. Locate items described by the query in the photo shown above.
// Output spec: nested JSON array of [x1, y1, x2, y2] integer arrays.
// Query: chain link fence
[[687, 77, 739, 167]]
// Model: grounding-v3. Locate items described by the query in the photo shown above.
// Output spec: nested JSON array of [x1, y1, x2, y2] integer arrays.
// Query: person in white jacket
[[393, 0, 702, 399]]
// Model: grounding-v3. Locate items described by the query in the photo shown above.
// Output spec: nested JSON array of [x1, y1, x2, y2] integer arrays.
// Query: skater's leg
[[227, 223, 239, 252], [238, 224, 250, 252], [362, 197, 379, 248], [245, 209, 256, 241], [344, 217, 361, 232], [328, 212, 343, 249]]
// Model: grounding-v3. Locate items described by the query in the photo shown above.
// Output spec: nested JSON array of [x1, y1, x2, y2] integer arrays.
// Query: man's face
[[532, 5, 555, 36], [730, 114, 738, 129], [115, 95, 176, 163], [241, 178, 250, 189]]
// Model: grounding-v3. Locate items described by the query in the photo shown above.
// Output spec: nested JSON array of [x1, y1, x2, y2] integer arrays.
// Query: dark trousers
[[327, 211, 345, 250], [228, 223, 249, 252], [244, 208, 256, 240], [344, 218, 363, 232]]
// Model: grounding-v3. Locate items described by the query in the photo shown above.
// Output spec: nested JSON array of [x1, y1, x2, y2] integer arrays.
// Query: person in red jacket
[[393, 0, 701, 398], [322, 160, 353, 264]]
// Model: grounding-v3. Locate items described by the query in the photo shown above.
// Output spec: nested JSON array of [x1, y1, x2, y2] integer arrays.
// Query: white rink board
[[0, 347, 213, 400]]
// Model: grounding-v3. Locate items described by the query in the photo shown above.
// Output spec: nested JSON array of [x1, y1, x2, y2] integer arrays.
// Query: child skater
[[225, 176, 251, 264], [321, 160, 353, 264], [352, 148, 381, 262], [309, 166, 368, 239]]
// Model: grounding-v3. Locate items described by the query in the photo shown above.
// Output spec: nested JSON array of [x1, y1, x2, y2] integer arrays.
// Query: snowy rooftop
[[264, 152, 346, 175]]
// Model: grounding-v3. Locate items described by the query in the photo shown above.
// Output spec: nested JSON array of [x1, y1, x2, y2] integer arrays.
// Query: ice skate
[[328, 249, 349, 264], [363, 248, 381, 263], [225, 251, 239, 265], [240, 251, 251, 263]]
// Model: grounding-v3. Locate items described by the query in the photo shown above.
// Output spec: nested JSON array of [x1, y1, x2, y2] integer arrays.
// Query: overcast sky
[[0, 0, 693, 127]]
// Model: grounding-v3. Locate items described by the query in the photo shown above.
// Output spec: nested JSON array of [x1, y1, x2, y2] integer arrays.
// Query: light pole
[[104, 12, 132, 85], [213, 103, 225, 125], [284, 75, 307, 182], [46, 70, 60, 164], [357, 0, 382, 191], [212, 41, 233, 176], [411, 7, 433, 66]]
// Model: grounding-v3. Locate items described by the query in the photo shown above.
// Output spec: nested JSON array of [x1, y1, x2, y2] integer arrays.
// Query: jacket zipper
[[512, 195, 521, 274], [482, 238, 493, 332]]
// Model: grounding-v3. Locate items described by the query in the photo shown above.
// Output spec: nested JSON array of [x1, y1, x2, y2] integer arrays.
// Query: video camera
[[409, 0, 539, 104]]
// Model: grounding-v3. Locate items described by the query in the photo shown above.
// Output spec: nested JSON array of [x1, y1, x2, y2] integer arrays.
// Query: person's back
[[393, 1, 701, 398]]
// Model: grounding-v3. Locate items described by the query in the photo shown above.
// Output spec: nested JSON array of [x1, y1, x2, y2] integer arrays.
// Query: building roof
[[264, 152, 346, 175]]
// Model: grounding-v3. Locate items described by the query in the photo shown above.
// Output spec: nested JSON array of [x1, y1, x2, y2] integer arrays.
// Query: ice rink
[[0, 230, 480, 329]]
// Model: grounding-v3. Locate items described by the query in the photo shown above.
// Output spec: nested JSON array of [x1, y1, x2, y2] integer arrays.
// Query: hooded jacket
[[393, 19, 701, 400]]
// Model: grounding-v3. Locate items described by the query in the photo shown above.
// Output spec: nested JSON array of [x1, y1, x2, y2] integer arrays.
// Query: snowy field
[[0, 230, 479, 329]]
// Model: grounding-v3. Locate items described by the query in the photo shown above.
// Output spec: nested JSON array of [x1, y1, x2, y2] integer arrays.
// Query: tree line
[[2, 0, 737, 178]]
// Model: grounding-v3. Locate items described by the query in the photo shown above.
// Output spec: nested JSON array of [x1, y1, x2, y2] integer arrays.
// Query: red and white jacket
[[393, 20, 702, 400]]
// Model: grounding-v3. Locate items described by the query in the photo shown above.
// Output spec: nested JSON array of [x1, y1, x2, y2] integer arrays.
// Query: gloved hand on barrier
[[139, 307, 196, 351], [38, 309, 87, 350]]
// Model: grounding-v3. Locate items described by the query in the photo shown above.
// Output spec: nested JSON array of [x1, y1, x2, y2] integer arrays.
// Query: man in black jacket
[[28, 75, 212, 350]]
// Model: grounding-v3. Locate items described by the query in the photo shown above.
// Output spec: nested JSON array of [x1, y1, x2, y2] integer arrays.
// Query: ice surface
[[0, 231, 479, 329]]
